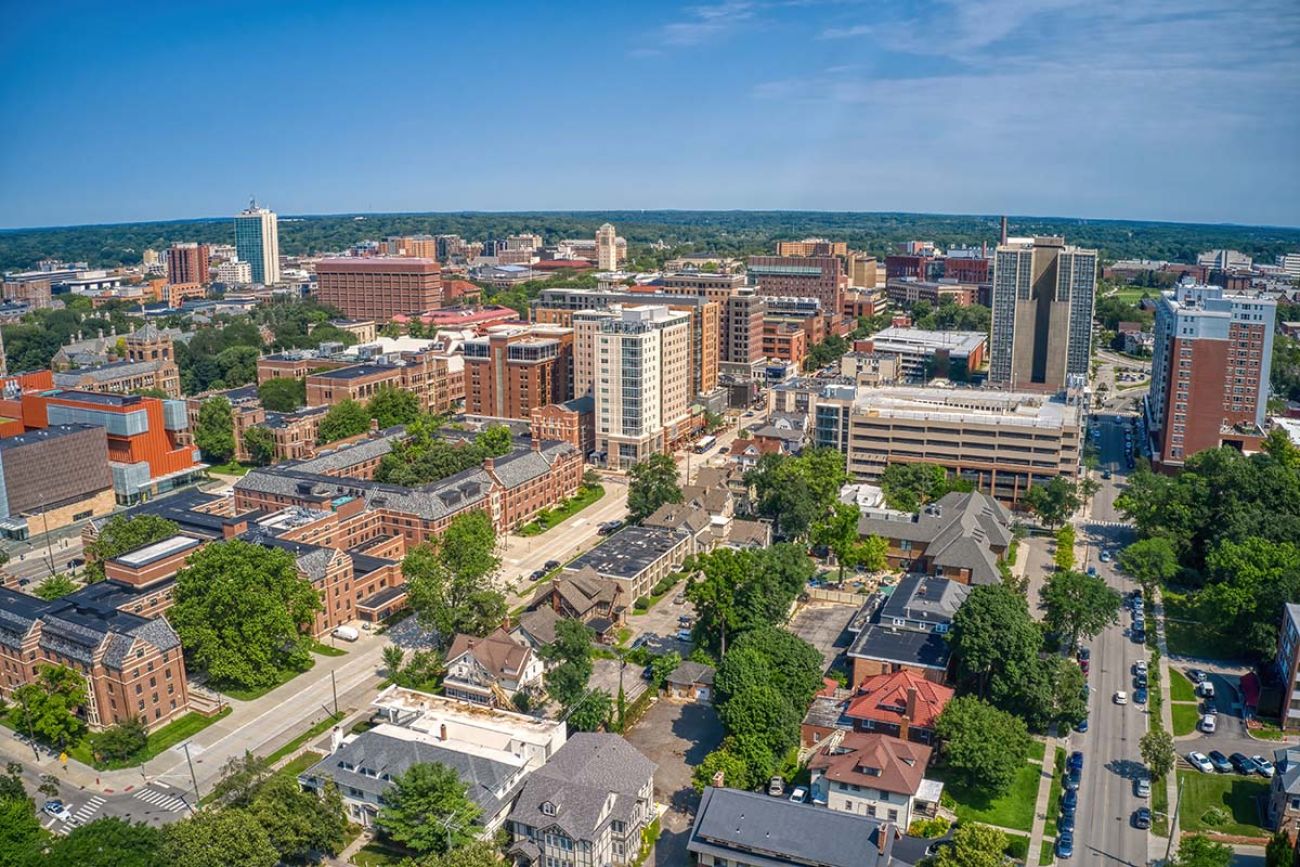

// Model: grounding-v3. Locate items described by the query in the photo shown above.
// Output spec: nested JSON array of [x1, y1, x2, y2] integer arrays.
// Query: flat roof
[[565, 526, 689, 579], [312, 363, 398, 380], [111, 534, 202, 567], [868, 327, 987, 354], [0, 423, 102, 451]]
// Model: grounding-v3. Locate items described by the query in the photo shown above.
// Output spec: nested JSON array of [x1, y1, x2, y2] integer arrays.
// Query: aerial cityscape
[[1, 3, 1299, 867]]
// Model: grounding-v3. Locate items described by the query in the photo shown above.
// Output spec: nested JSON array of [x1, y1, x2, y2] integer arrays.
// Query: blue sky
[[1, 0, 1297, 228]]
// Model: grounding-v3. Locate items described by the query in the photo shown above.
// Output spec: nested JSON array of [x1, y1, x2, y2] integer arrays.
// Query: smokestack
[[999, 216, 1008, 245]]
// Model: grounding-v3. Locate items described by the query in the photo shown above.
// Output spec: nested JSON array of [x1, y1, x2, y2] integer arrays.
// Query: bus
[[694, 435, 717, 454]]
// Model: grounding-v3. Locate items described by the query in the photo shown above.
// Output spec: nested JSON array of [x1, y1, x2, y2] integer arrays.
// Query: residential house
[[806, 732, 942, 827], [664, 661, 715, 702], [528, 570, 626, 642], [512, 607, 564, 652], [1270, 746, 1300, 836], [750, 411, 809, 455], [801, 669, 954, 749], [443, 629, 544, 708], [857, 491, 1013, 586], [642, 502, 714, 554], [507, 734, 657, 867], [846, 575, 969, 686]]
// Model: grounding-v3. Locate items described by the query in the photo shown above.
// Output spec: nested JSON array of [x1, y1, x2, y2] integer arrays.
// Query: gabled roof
[[845, 669, 954, 730], [642, 502, 711, 535], [514, 607, 563, 647], [446, 629, 532, 680], [808, 732, 932, 796], [534, 570, 621, 617], [667, 661, 715, 688], [858, 491, 1011, 586]]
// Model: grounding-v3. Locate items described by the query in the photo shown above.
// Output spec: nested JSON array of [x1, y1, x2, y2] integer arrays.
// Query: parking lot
[[787, 602, 857, 669]]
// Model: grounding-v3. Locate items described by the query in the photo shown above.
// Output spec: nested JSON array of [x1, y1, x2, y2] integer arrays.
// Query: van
[[332, 626, 360, 642], [1196, 681, 1215, 700]]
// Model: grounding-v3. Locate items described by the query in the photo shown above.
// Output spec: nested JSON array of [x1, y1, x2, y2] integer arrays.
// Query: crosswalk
[[132, 786, 189, 813], [49, 795, 105, 834]]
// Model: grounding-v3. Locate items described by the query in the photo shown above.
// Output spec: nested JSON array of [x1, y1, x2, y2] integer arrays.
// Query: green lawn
[[1039, 839, 1055, 866], [12, 707, 232, 771], [216, 659, 315, 701], [1107, 287, 1156, 304], [1171, 703, 1201, 736], [518, 484, 605, 536], [1027, 739, 1046, 763], [266, 711, 346, 765], [205, 460, 252, 476], [1044, 747, 1066, 838], [1152, 771, 1170, 837], [1165, 619, 1243, 661], [310, 640, 347, 657], [932, 760, 1040, 832], [272, 750, 323, 781], [1170, 671, 1198, 702], [353, 839, 413, 866], [1177, 770, 1270, 838]]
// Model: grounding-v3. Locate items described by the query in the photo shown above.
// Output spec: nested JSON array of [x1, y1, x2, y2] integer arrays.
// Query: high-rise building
[[383, 235, 439, 258], [989, 237, 1097, 393], [595, 223, 619, 271], [217, 259, 253, 286], [775, 239, 848, 258], [590, 306, 691, 469], [314, 258, 443, 321], [234, 200, 281, 285], [724, 288, 767, 364], [1197, 249, 1252, 271], [464, 325, 574, 420], [747, 255, 845, 319], [1278, 253, 1300, 279], [1148, 282, 1275, 469], [166, 242, 210, 286]]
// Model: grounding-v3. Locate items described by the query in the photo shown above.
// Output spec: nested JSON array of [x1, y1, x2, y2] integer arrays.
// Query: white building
[[596, 223, 619, 271], [216, 259, 252, 286], [1278, 253, 1300, 279], [234, 200, 280, 285], [1198, 249, 1252, 271]]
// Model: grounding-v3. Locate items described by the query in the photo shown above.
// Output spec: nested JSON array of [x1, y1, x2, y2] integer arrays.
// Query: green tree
[[686, 549, 745, 656], [686, 545, 814, 656], [1053, 525, 1076, 572], [749, 449, 848, 539], [811, 502, 887, 581], [247, 774, 348, 862], [543, 619, 595, 709], [934, 696, 1031, 795], [649, 651, 681, 689], [717, 685, 801, 755], [1008, 655, 1088, 732], [257, 377, 307, 412], [1265, 832, 1294, 867], [206, 751, 271, 808], [85, 514, 180, 582], [161, 808, 278, 867], [932, 822, 1008, 867], [724, 733, 777, 791], [1040, 569, 1121, 650], [567, 689, 613, 732], [194, 396, 236, 464], [627, 452, 682, 523], [367, 386, 422, 429], [1118, 537, 1180, 589], [33, 573, 77, 600], [11, 664, 87, 749], [878, 462, 971, 513], [242, 426, 276, 466], [408, 840, 503, 867], [692, 747, 749, 792], [1171, 835, 1233, 867], [0, 790, 44, 867], [725, 626, 824, 710], [377, 762, 483, 856], [1200, 537, 1300, 658], [714, 646, 772, 706], [403, 514, 508, 644], [437, 510, 499, 586], [169, 540, 322, 690], [317, 398, 370, 444], [92, 716, 148, 763], [49, 817, 162, 867], [948, 584, 1041, 701], [1140, 727, 1175, 779], [382, 645, 406, 680], [1022, 476, 1082, 529]]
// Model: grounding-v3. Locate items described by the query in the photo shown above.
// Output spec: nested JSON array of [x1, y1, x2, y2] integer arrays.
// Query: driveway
[[624, 698, 724, 867], [787, 602, 855, 670], [589, 657, 648, 705]]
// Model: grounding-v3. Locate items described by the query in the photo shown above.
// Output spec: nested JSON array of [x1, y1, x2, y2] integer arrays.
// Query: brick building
[[529, 396, 595, 456], [166, 243, 211, 286], [747, 255, 845, 319], [51, 324, 182, 399], [464, 325, 574, 420], [314, 257, 443, 321]]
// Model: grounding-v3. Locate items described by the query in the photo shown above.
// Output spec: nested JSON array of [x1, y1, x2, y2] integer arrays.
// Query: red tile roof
[[845, 669, 953, 731]]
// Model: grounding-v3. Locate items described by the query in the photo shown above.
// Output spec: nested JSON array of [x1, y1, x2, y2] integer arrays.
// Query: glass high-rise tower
[[234, 200, 280, 285]]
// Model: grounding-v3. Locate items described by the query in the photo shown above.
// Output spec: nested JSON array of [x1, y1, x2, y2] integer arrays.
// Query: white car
[[1199, 714, 1217, 733], [1134, 660, 1148, 676], [789, 786, 808, 804], [1188, 751, 1214, 773], [1114, 690, 1128, 705], [1253, 756, 1276, 778], [1099, 550, 1111, 562], [41, 800, 72, 822]]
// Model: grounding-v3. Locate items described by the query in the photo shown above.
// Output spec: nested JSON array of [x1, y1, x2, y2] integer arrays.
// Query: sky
[[1, 0, 1297, 229]]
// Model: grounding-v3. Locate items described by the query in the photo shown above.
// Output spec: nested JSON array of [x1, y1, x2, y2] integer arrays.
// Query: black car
[[528, 569, 547, 581], [1230, 753, 1260, 774], [1208, 751, 1233, 773], [1133, 807, 1152, 829], [1056, 832, 1074, 859], [1077, 646, 1091, 661], [1067, 751, 1084, 772], [1187, 668, 1209, 683], [1062, 789, 1078, 811], [641, 665, 654, 681], [1102, 469, 1112, 479], [1058, 811, 1076, 834], [542, 560, 561, 571], [1132, 629, 1146, 644], [1134, 673, 1148, 689], [1064, 767, 1081, 791]]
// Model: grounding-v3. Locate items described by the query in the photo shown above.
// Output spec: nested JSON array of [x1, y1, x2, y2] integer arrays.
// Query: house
[[750, 412, 809, 455], [846, 575, 970, 686], [727, 437, 780, 474], [512, 607, 564, 651], [1270, 747, 1300, 835], [642, 502, 714, 553], [443, 629, 544, 708], [687, 786, 902, 867], [725, 519, 772, 550], [664, 661, 715, 702], [844, 670, 953, 745], [857, 491, 1013, 586], [507, 734, 657, 867], [806, 732, 941, 827], [528, 570, 626, 641]]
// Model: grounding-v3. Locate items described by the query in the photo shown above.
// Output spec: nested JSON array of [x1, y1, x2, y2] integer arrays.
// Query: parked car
[[1058, 811, 1076, 834], [1056, 832, 1075, 859], [1077, 646, 1091, 661], [66, 558, 84, 569], [1068, 751, 1085, 772], [1253, 756, 1276, 778], [1133, 660, 1148, 676], [1188, 752, 1215, 773], [542, 560, 561, 572], [1062, 789, 1078, 811], [1102, 469, 1113, 480], [1131, 629, 1146, 644], [1207, 751, 1233, 773], [42, 800, 71, 822], [1086, 565, 1098, 576], [768, 777, 785, 797], [1135, 777, 1151, 797], [1064, 767, 1081, 791], [641, 665, 654, 681], [1133, 807, 1152, 829], [674, 593, 687, 605], [1187, 668, 1209, 683], [789, 786, 808, 804], [331, 625, 359, 642], [675, 629, 693, 642], [1134, 687, 1148, 704], [1114, 690, 1128, 705], [1074, 716, 1089, 733], [1134, 673, 1148, 689], [1196, 681, 1216, 699], [1200, 714, 1217, 734], [1099, 549, 1111, 561], [1230, 753, 1260, 775], [529, 569, 547, 581], [1079, 659, 1090, 675]]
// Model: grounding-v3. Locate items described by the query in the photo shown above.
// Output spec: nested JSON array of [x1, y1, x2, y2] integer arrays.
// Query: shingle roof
[[845, 669, 954, 730], [858, 491, 1011, 586], [667, 661, 715, 688], [808, 732, 932, 796], [514, 607, 563, 647], [446, 629, 532, 679]]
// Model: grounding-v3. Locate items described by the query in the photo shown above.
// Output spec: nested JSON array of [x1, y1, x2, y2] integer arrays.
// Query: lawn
[[1026, 739, 1046, 763], [1152, 771, 1170, 837], [1177, 770, 1270, 838], [216, 659, 315, 701], [1170, 671, 1198, 702], [518, 484, 605, 536], [1039, 839, 1055, 866], [1044, 747, 1066, 838], [272, 750, 323, 781], [1107, 287, 1156, 304], [932, 760, 1040, 832], [310, 640, 347, 657], [1165, 619, 1243, 661], [353, 839, 413, 866], [265, 711, 346, 765], [1171, 703, 1201, 736], [205, 460, 252, 476], [16, 707, 232, 771]]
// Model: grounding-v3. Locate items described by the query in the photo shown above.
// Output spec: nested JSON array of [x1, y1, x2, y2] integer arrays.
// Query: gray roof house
[[858, 491, 1013, 586], [507, 734, 656, 867], [846, 574, 970, 686], [1269, 746, 1300, 835]]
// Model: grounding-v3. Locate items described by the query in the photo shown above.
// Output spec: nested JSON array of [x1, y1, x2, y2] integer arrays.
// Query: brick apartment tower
[[314, 257, 443, 321], [464, 326, 574, 419], [166, 242, 210, 286], [1148, 282, 1276, 469], [746, 255, 845, 320]]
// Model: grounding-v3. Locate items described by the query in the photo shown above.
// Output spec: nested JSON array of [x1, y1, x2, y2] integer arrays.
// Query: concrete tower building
[[989, 236, 1097, 393], [234, 200, 281, 285], [596, 223, 618, 271]]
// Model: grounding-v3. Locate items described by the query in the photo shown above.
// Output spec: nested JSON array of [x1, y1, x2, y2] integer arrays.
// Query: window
[[541, 801, 557, 816]]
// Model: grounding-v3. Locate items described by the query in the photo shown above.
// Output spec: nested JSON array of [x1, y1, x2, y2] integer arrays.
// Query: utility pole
[[330, 670, 339, 716], [1162, 775, 1184, 863], [182, 742, 201, 805]]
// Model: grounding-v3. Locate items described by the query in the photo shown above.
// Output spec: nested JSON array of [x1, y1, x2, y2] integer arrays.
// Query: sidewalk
[[1026, 732, 1062, 865], [1151, 585, 1180, 865]]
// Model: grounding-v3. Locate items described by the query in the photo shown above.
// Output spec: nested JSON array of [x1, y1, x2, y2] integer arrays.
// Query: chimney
[[330, 725, 344, 753], [900, 687, 917, 742], [369, 417, 380, 435], [532, 436, 542, 452], [877, 822, 890, 855], [999, 216, 1008, 245], [439, 723, 448, 741], [712, 770, 725, 788]]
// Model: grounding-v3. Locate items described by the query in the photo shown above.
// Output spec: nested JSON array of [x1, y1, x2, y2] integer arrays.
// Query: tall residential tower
[[234, 200, 281, 285]]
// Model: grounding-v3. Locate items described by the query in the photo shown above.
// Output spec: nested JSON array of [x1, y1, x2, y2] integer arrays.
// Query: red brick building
[[530, 396, 595, 456], [746, 255, 845, 318], [464, 326, 573, 420], [314, 257, 443, 321], [166, 243, 211, 286]]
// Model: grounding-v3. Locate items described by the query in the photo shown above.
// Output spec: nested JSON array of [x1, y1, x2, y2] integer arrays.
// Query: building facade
[[314, 257, 443, 321], [464, 325, 574, 420], [747, 255, 844, 319], [234, 201, 280, 285], [0, 425, 115, 538], [166, 242, 210, 286]]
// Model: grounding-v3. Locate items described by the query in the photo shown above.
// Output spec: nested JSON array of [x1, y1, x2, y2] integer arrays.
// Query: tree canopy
[[377, 763, 482, 856], [627, 452, 682, 523], [376, 419, 513, 487], [10, 664, 87, 749], [257, 377, 307, 412], [85, 514, 180, 582], [1040, 569, 1121, 650], [686, 544, 814, 655], [48, 817, 162, 867], [931, 822, 1008, 867], [542, 619, 594, 710], [1022, 476, 1083, 529], [160, 807, 278, 867], [403, 511, 507, 644], [316, 398, 371, 444], [242, 426, 276, 466], [934, 696, 1031, 795], [367, 386, 422, 429], [194, 396, 236, 464], [878, 462, 972, 513], [748, 448, 847, 539]]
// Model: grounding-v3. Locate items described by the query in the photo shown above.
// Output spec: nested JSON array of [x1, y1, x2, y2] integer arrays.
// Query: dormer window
[[541, 801, 557, 816]]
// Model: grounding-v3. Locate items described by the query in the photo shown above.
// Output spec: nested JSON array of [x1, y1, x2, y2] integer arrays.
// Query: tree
[[207, 751, 271, 808], [948, 584, 1041, 701], [1200, 537, 1300, 658], [934, 696, 1031, 795], [686, 545, 814, 656], [543, 619, 595, 709], [749, 449, 848, 539], [247, 773, 348, 862], [567, 689, 613, 732], [1265, 832, 1294, 867], [725, 626, 824, 710], [49, 817, 162, 867], [242, 426, 276, 466], [317, 398, 370, 444], [1040, 570, 1121, 650], [724, 732, 778, 791], [1118, 537, 1180, 589], [1053, 525, 1076, 572], [627, 452, 682, 523], [367, 386, 422, 429], [411, 840, 503, 867], [161, 808, 278, 867], [92, 716, 148, 763], [169, 540, 321, 690], [403, 513, 508, 644], [194, 396, 236, 464], [1171, 835, 1233, 867], [811, 502, 887, 581], [714, 646, 772, 706], [377, 762, 483, 856], [649, 651, 681, 689], [1023, 476, 1083, 528], [38, 773, 60, 800], [717, 685, 801, 755], [1140, 728, 1176, 779], [0, 790, 44, 867], [878, 462, 971, 513], [85, 514, 180, 582], [11, 664, 87, 749], [257, 377, 307, 412], [686, 549, 745, 656], [692, 748, 750, 792], [33, 573, 77, 600], [382, 645, 406, 680], [932, 822, 1008, 867]]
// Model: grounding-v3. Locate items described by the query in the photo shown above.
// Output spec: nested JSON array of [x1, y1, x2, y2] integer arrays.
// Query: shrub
[[1201, 806, 1230, 827], [908, 816, 951, 838], [1004, 835, 1030, 860], [634, 597, 651, 612]]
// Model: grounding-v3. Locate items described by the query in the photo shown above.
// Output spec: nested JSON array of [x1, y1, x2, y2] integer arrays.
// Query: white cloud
[[660, 1, 757, 46]]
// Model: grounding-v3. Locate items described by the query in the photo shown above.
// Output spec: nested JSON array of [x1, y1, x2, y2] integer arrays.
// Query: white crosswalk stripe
[[71, 795, 105, 824], [132, 787, 188, 812]]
